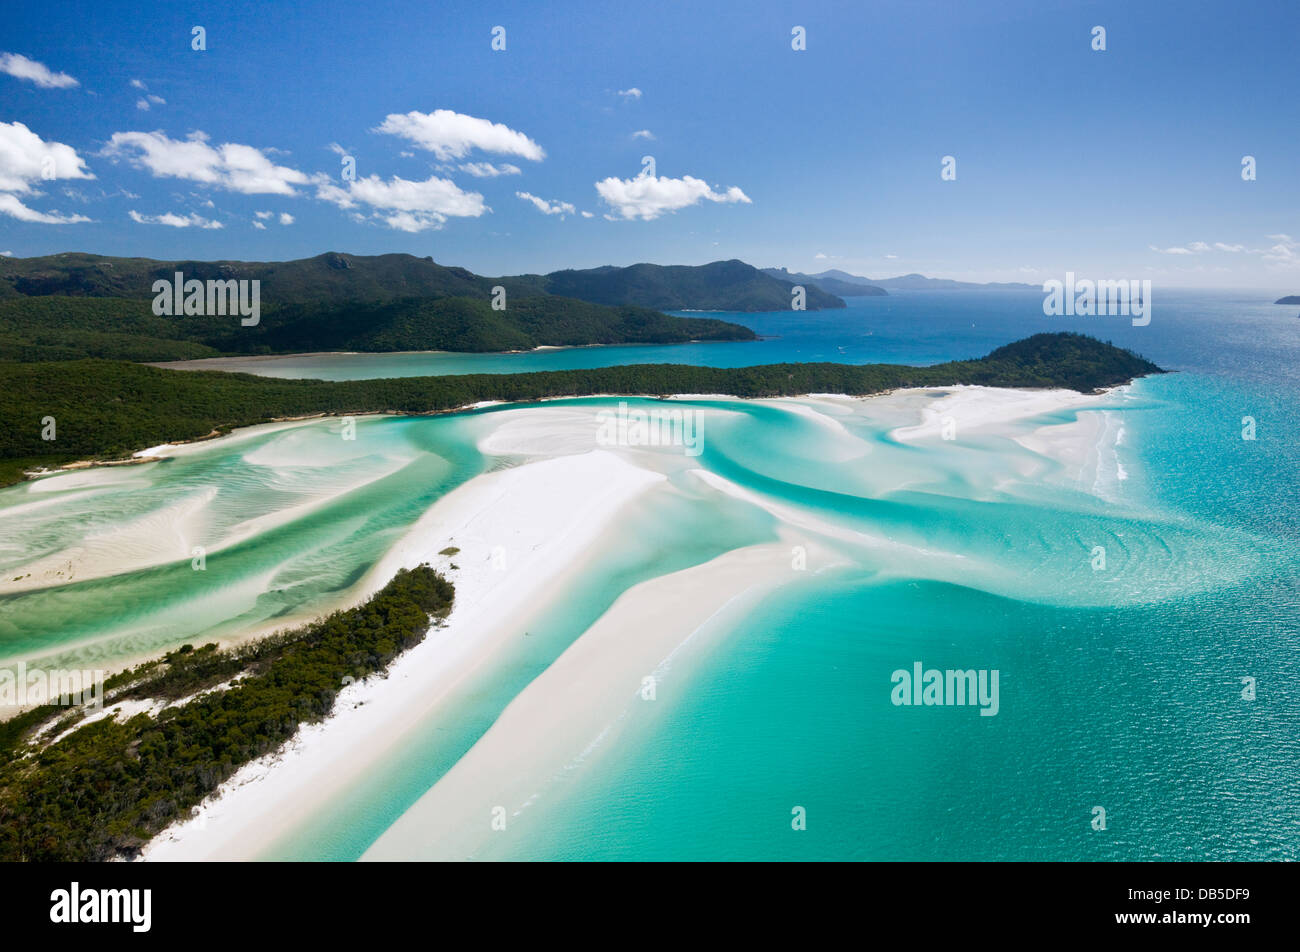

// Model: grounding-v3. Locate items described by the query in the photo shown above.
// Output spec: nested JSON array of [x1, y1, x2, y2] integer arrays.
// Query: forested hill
[[0, 251, 487, 304], [0, 293, 755, 363], [0, 332, 1162, 487], [0, 253, 841, 364], [507, 259, 846, 311]]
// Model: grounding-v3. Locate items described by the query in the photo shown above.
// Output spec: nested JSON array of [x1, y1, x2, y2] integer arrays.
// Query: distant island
[[0, 332, 1162, 487], [765, 267, 1039, 292], [867, 273, 1039, 291], [1275, 295, 1300, 305], [761, 268, 888, 297], [510, 259, 845, 311]]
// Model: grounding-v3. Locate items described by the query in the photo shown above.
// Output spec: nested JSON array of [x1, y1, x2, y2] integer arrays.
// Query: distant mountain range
[[869, 273, 1039, 291], [0, 251, 1052, 364], [761, 268, 887, 297], [512, 259, 844, 311], [1274, 295, 1300, 305], [0, 253, 845, 312], [0, 252, 779, 361], [766, 267, 1038, 293]]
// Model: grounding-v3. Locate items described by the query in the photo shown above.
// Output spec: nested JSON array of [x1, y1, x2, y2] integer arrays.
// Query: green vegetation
[[0, 565, 453, 861], [512, 259, 846, 311], [0, 332, 1162, 485], [0, 297, 227, 362], [0, 252, 841, 363], [225, 294, 753, 354], [0, 292, 755, 363], [438, 547, 460, 556], [0, 251, 487, 304]]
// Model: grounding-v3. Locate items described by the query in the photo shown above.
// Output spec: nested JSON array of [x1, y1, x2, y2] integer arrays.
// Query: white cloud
[[594, 172, 751, 221], [814, 252, 827, 259], [0, 250, 12, 256], [0, 121, 94, 223], [0, 193, 90, 223], [130, 79, 146, 90], [103, 130, 312, 195], [279, 212, 294, 225], [1263, 236, 1297, 267], [580, 210, 594, 218], [617, 87, 642, 99], [516, 191, 576, 217], [375, 110, 544, 162], [128, 209, 223, 229], [252, 221, 266, 230], [1149, 234, 1300, 271], [0, 52, 78, 89], [254, 210, 272, 219], [317, 172, 487, 232], [0, 121, 94, 193], [631, 129, 655, 140], [135, 94, 166, 111], [458, 161, 522, 178]]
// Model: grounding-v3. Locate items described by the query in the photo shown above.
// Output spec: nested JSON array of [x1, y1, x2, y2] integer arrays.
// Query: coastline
[[128, 384, 1115, 861], [146, 335, 747, 373], [139, 447, 669, 860]]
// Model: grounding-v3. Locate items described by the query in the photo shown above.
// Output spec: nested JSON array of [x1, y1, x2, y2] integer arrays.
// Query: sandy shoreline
[[112, 386, 1116, 860], [364, 538, 833, 860], [140, 447, 668, 860]]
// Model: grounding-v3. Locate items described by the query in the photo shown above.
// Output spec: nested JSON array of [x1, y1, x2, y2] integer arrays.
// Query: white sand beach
[[133, 387, 1111, 861], [363, 538, 833, 861], [140, 446, 666, 860]]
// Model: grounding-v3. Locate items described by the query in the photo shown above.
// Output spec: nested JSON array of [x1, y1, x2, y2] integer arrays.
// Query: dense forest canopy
[[0, 332, 1163, 487], [0, 252, 859, 364], [0, 565, 454, 862]]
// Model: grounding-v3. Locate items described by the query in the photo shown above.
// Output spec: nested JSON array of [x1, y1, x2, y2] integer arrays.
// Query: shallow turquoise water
[[3, 289, 1297, 860]]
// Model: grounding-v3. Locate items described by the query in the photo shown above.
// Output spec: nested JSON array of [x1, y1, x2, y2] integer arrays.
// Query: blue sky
[[2, 0, 1297, 286]]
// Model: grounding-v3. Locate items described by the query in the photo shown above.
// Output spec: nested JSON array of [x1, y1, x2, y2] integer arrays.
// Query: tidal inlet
[[1, 2, 1297, 897]]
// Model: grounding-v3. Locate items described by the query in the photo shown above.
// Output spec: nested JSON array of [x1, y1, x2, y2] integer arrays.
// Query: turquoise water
[[3, 288, 1297, 860], [0, 415, 489, 670], [490, 374, 1300, 861]]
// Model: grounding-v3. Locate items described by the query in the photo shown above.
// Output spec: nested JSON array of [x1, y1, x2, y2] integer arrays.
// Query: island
[[0, 332, 1162, 487]]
